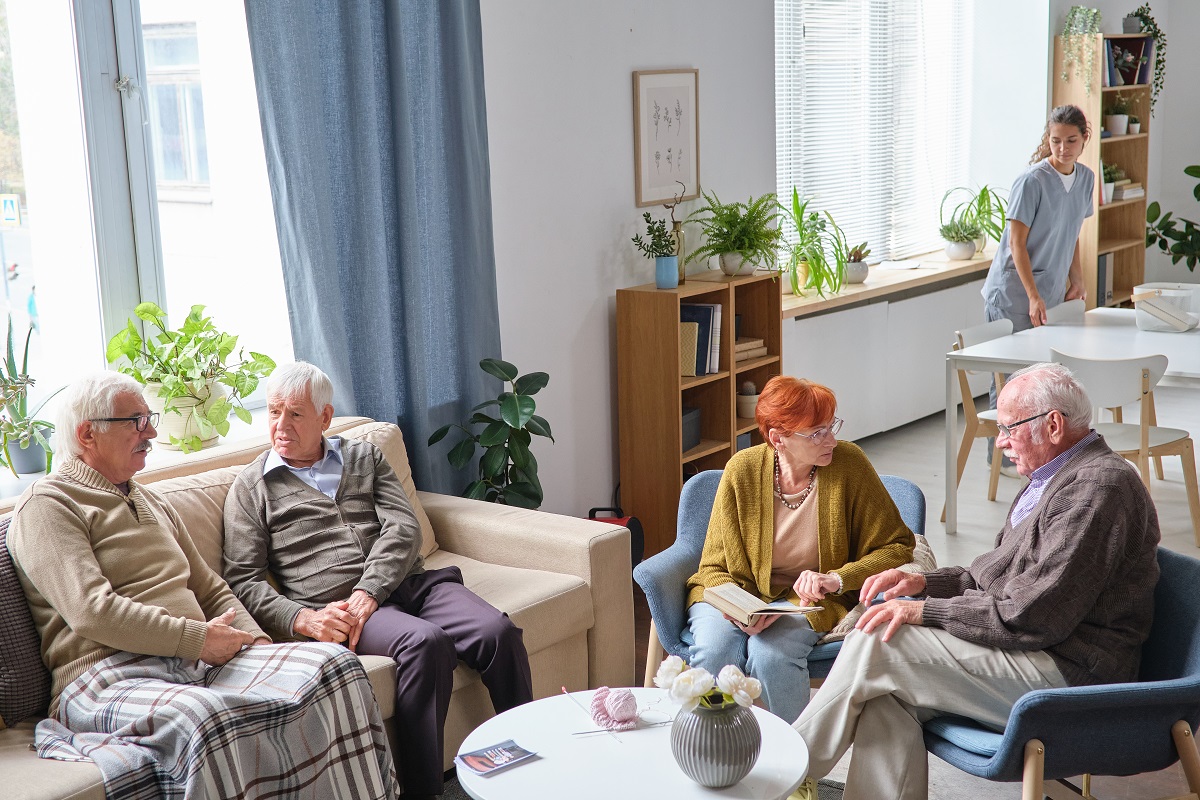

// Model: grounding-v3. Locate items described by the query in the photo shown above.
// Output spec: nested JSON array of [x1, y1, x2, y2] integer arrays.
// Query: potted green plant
[[940, 185, 1008, 249], [1104, 94, 1132, 136], [684, 190, 783, 276], [779, 188, 848, 297], [736, 379, 759, 419], [0, 317, 63, 475], [1102, 161, 1123, 204], [428, 358, 554, 508], [1128, 115, 1141, 135], [1059, 6, 1102, 96], [844, 241, 872, 284], [1146, 163, 1200, 272], [940, 219, 982, 260], [105, 302, 276, 453], [1129, 4, 1165, 116], [632, 211, 679, 290]]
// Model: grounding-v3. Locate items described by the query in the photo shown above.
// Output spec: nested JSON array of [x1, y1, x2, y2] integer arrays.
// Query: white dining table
[[944, 307, 1200, 533]]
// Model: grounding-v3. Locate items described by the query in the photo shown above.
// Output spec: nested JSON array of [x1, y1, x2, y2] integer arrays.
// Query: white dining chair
[[1050, 348, 1200, 546], [1044, 298, 1085, 325], [940, 317, 1014, 522]]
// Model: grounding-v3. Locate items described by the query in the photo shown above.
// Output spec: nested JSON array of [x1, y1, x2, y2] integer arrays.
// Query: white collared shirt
[[263, 436, 344, 499]]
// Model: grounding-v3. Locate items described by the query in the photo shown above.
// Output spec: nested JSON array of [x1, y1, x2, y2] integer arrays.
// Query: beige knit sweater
[[7, 459, 266, 715]]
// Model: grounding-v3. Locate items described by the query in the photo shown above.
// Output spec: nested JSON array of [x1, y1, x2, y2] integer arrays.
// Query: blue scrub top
[[982, 159, 1095, 318]]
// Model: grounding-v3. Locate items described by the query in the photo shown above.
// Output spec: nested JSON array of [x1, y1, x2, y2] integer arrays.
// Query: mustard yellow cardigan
[[685, 441, 915, 632]]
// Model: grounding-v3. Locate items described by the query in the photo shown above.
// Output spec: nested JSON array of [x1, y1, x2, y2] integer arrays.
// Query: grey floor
[[830, 385, 1200, 799]]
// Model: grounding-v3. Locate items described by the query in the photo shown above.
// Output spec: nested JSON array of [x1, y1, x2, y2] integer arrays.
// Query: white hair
[[55, 372, 145, 461], [1007, 362, 1093, 441], [266, 361, 334, 412]]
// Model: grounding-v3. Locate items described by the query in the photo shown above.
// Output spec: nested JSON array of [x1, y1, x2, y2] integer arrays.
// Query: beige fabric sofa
[[0, 418, 635, 800]]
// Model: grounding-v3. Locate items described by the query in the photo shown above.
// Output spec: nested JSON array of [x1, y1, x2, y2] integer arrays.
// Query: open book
[[704, 582, 819, 626]]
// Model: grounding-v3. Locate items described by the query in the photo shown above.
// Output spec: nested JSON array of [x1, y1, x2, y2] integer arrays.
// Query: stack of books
[[680, 303, 722, 375], [1113, 180, 1145, 201], [734, 336, 767, 362]]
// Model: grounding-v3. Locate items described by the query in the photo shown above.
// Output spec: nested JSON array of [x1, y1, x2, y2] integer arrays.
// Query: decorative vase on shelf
[[1112, 68, 1125, 86], [672, 221, 686, 284], [944, 240, 976, 261], [737, 393, 759, 419], [1128, 122, 1142, 135], [1102, 182, 1115, 204], [670, 701, 762, 788], [719, 252, 755, 277], [1104, 114, 1129, 136], [656, 255, 680, 290], [845, 261, 869, 284], [1123, 15, 1141, 33]]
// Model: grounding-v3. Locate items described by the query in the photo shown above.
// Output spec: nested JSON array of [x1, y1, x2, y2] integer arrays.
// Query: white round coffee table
[[456, 687, 808, 800]]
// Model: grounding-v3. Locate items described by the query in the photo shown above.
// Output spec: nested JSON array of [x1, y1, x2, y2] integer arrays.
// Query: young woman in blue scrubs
[[982, 104, 1094, 331]]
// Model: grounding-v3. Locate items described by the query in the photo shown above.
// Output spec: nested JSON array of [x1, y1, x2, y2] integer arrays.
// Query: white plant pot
[[944, 240, 977, 261], [1102, 182, 1115, 204], [845, 261, 869, 284], [737, 394, 759, 419], [718, 252, 756, 276], [1104, 114, 1129, 137], [1128, 123, 1141, 135], [143, 380, 227, 451]]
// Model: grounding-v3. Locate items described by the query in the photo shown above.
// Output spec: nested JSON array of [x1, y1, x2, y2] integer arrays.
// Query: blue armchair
[[632, 470, 927, 687], [922, 547, 1200, 799]]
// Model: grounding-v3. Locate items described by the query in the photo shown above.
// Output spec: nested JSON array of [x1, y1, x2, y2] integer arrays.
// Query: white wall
[[481, 1, 775, 516]]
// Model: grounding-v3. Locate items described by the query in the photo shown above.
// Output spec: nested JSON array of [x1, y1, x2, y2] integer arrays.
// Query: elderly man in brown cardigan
[[791, 363, 1160, 800]]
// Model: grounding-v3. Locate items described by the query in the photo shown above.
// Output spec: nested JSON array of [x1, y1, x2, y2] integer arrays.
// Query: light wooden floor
[[632, 386, 1200, 799]]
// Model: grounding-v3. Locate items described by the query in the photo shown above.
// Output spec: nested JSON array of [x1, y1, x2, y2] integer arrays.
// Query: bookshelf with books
[[1053, 32, 1152, 308], [616, 270, 782, 556]]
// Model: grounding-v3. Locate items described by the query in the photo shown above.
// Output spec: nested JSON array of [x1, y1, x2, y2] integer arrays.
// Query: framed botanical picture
[[632, 69, 699, 207]]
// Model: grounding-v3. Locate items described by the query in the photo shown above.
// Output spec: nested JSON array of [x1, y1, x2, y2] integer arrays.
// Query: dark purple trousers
[[356, 566, 532, 796]]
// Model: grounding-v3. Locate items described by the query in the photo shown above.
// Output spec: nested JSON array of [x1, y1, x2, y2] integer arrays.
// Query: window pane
[[150, 84, 186, 181], [140, 1, 294, 386], [2, 0, 105, 432], [144, 30, 199, 69]]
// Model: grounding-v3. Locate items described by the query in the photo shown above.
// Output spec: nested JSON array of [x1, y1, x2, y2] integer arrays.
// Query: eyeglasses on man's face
[[90, 413, 160, 432], [792, 416, 843, 442], [996, 410, 1060, 438]]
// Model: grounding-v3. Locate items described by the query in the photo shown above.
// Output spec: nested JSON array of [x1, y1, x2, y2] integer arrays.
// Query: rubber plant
[[1130, 4, 1166, 116], [428, 358, 554, 509], [1060, 6, 1102, 95], [1146, 164, 1200, 271]]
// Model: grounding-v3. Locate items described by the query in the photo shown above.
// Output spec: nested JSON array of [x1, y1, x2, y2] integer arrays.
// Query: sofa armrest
[[418, 491, 635, 689]]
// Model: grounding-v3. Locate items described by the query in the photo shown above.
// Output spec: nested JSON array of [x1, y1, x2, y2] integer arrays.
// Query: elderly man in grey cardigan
[[223, 361, 532, 800], [790, 362, 1160, 800]]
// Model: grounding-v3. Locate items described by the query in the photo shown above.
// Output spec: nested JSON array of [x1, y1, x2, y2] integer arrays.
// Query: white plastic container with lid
[[1133, 282, 1200, 332]]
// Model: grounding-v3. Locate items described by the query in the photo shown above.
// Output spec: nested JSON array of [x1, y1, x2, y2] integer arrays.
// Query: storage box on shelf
[[616, 270, 782, 557], [1053, 32, 1152, 309]]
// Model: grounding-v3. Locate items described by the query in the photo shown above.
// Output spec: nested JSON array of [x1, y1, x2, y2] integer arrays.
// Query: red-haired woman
[[684, 376, 914, 721]]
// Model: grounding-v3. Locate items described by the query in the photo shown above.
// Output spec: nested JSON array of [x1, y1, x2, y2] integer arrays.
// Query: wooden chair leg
[[1149, 393, 1166, 480], [1022, 739, 1045, 800], [643, 618, 665, 688], [941, 422, 979, 522], [987, 439, 1004, 502], [1180, 440, 1200, 549], [1174, 720, 1200, 796]]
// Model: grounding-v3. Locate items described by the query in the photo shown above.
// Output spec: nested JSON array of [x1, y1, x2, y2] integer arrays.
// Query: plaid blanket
[[34, 642, 399, 800]]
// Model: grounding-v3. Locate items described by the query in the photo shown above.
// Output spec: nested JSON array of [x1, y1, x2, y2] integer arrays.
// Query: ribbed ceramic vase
[[670, 701, 762, 788]]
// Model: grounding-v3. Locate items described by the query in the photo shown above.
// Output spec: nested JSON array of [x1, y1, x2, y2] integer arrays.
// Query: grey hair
[[1007, 362, 1092, 441], [54, 372, 145, 461], [266, 361, 334, 412]]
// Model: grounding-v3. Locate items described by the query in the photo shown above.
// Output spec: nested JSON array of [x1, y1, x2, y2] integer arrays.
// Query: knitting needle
[[561, 686, 622, 743]]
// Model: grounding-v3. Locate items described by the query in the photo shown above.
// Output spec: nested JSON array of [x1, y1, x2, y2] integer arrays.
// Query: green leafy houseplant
[[1130, 4, 1165, 116], [940, 220, 983, 243], [631, 212, 676, 258], [940, 185, 1008, 247], [0, 317, 63, 476], [1146, 163, 1200, 271], [846, 242, 871, 263], [105, 302, 276, 453], [428, 358, 554, 509], [780, 188, 847, 297], [683, 190, 783, 272], [1060, 6, 1102, 95], [1102, 162, 1123, 184], [1106, 94, 1132, 117]]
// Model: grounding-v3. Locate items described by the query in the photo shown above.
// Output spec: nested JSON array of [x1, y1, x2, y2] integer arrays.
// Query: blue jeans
[[686, 600, 822, 723]]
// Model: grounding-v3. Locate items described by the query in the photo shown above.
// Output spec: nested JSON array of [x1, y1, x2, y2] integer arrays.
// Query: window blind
[[775, 0, 972, 260]]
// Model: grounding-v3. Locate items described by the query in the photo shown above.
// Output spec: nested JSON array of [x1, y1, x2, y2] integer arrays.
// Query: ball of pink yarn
[[589, 686, 638, 731]]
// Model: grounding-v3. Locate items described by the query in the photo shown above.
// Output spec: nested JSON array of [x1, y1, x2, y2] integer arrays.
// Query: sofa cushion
[[0, 516, 51, 728], [0, 721, 104, 800], [424, 550, 594, 657], [335, 421, 438, 558], [152, 466, 246, 574]]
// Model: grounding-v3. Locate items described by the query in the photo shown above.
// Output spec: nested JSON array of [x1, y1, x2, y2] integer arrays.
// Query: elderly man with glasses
[[6, 372, 398, 799], [790, 362, 1160, 800], [683, 375, 915, 724]]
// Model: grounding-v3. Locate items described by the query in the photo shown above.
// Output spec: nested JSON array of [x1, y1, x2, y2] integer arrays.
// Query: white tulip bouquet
[[654, 655, 762, 711]]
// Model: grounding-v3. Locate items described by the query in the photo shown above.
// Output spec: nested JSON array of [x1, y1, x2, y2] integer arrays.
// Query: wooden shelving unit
[[616, 270, 782, 557], [1053, 33, 1153, 309]]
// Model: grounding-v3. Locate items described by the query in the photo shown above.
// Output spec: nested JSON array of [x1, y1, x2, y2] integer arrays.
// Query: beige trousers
[[793, 625, 1068, 800]]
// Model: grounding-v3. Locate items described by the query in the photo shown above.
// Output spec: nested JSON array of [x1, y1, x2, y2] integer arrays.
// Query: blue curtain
[[244, 0, 501, 493]]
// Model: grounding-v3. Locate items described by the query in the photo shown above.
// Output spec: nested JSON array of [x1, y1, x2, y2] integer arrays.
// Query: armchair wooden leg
[[1175, 720, 1200, 797], [1022, 739, 1045, 800], [643, 618, 665, 688]]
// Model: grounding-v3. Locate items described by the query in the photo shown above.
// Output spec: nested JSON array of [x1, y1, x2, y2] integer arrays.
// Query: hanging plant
[[1130, 4, 1166, 117], [1060, 6, 1102, 96]]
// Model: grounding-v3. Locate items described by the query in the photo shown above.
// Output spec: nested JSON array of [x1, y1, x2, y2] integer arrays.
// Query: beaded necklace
[[774, 451, 817, 510]]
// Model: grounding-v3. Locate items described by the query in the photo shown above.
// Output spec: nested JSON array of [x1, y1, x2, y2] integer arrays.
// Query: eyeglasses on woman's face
[[791, 416, 843, 443], [90, 413, 160, 432]]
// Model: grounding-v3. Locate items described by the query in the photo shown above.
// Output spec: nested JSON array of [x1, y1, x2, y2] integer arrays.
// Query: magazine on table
[[704, 582, 819, 626], [454, 739, 538, 775]]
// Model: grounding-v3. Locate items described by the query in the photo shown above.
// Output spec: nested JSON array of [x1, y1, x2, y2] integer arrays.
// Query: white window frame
[[143, 22, 209, 189]]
